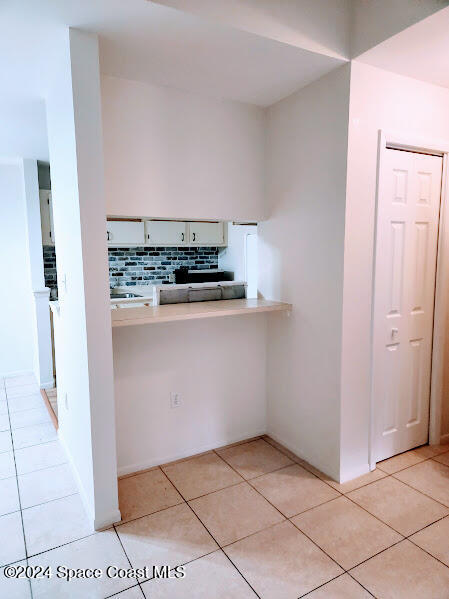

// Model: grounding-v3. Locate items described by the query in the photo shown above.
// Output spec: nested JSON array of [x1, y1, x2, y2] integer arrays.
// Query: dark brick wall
[[43, 246, 57, 289], [109, 246, 219, 286], [42, 245, 220, 290]]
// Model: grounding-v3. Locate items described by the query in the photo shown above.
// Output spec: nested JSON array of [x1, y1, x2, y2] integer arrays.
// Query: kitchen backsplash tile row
[[43, 246, 57, 289], [42, 246, 219, 290], [109, 246, 219, 286]]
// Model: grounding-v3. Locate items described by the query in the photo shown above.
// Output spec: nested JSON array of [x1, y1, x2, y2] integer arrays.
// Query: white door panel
[[373, 149, 442, 462]]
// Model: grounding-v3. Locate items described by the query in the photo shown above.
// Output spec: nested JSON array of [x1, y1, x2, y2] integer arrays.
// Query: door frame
[[369, 130, 449, 469]]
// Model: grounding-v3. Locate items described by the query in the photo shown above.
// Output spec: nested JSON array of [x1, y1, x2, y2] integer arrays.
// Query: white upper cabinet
[[107, 220, 145, 246], [189, 221, 224, 245], [40, 190, 54, 245], [145, 220, 187, 246]]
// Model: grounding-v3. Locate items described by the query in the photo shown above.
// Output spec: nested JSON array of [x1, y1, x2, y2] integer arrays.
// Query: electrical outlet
[[170, 392, 181, 408]]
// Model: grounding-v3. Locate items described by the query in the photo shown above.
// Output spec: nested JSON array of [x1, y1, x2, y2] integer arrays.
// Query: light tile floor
[[2, 373, 449, 597]]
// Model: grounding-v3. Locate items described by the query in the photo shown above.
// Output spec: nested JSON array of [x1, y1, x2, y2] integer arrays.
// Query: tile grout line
[[119, 436, 265, 483], [260, 438, 449, 576], [164, 440, 353, 594], [406, 531, 449, 571], [298, 571, 376, 599], [158, 467, 262, 599], [165, 451, 349, 595], [4, 386, 33, 599], [390, 471, 449, 510], [112, 523, 146, 597]]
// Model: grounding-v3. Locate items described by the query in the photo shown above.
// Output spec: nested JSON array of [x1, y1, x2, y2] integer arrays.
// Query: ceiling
[[0, 0, 346, 160], [0, 0, 345, 107], [357, 6, 449, 89], [1, 0, 448, 161]]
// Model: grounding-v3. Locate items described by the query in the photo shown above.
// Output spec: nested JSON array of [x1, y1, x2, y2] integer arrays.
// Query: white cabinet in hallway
[[106, 220, 145, 246], [145, 220, 187, 245], [188, 221, 225, 245], [39, 190, 54, 246]]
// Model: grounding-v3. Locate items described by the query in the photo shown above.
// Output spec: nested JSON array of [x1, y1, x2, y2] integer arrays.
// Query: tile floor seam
[[406, 528, 449, 570], [9, 419, 53, 432], [25, 529, 99, 560], [19, 491, 80, 512], [5, 391, 30, 562], [162, 437, 406, 586], [159, 467, 262, 598], [275, 493, 342, 520], [218, 548, 261, 599], [211, 446, 295, 484], [297, 572, 375, 599], [376, 448, 449, 475], [14, 459, 69, 478], [342, 484, 414, 538], [24, 524, 115, 562], [7, 435, 58, 453], [112, 524, 147, 596], [344, 571, 377, 598], [116, 499, 188, 528], [159, 455, 247, 501], [105, 582, 144, 598], [288, 515, 365, 574], [391, 466, 449, 509], [346, 488, 449, 539], [346, 538, 410, 573]]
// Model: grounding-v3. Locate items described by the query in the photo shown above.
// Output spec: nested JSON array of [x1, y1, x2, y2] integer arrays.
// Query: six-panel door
[[373, 149, 443, 462]]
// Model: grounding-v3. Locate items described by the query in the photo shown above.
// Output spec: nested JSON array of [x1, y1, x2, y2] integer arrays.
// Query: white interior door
[[373, 148, 443, 462]]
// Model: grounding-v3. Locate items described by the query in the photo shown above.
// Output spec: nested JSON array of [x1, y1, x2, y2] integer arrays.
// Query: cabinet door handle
[[192, 232, 196, 242], [181, 232, 185, 242], [107, 231, 110, 241]]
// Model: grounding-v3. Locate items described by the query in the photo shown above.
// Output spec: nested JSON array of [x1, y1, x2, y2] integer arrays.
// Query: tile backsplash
[[43, 246, 219, 291], [109, 246, 219, 286], [43, 246, 57, 289]]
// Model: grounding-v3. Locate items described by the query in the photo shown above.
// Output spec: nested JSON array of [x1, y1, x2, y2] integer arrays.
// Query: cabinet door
[[40, 190, 54, 245], [189, 222, 224, 245], [145, 221, 187, 245], [107, 221, 145, 246]]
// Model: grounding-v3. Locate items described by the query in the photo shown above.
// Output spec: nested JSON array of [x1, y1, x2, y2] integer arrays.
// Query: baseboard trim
[[58, 431, 122, 530], [40, 389, 58, 430], [117, 429, 267, 477], [440, 432, 449, 444], [266, 430, 341, 482], [95, 510, 122, 531], [339, 463, 371, 484]]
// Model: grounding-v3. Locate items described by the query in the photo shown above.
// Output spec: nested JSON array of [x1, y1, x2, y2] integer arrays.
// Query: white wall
[[258, 65, 351, 480], [0, 161, 35, 378], [101, 75, 266, 222], [22, 159, 53, 388], [218, 223, 258, 296], [341, 61, 449, 477], [113, 315, 267, 475], [46, 29, 119, 529], [351, 0, 447, 57]]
